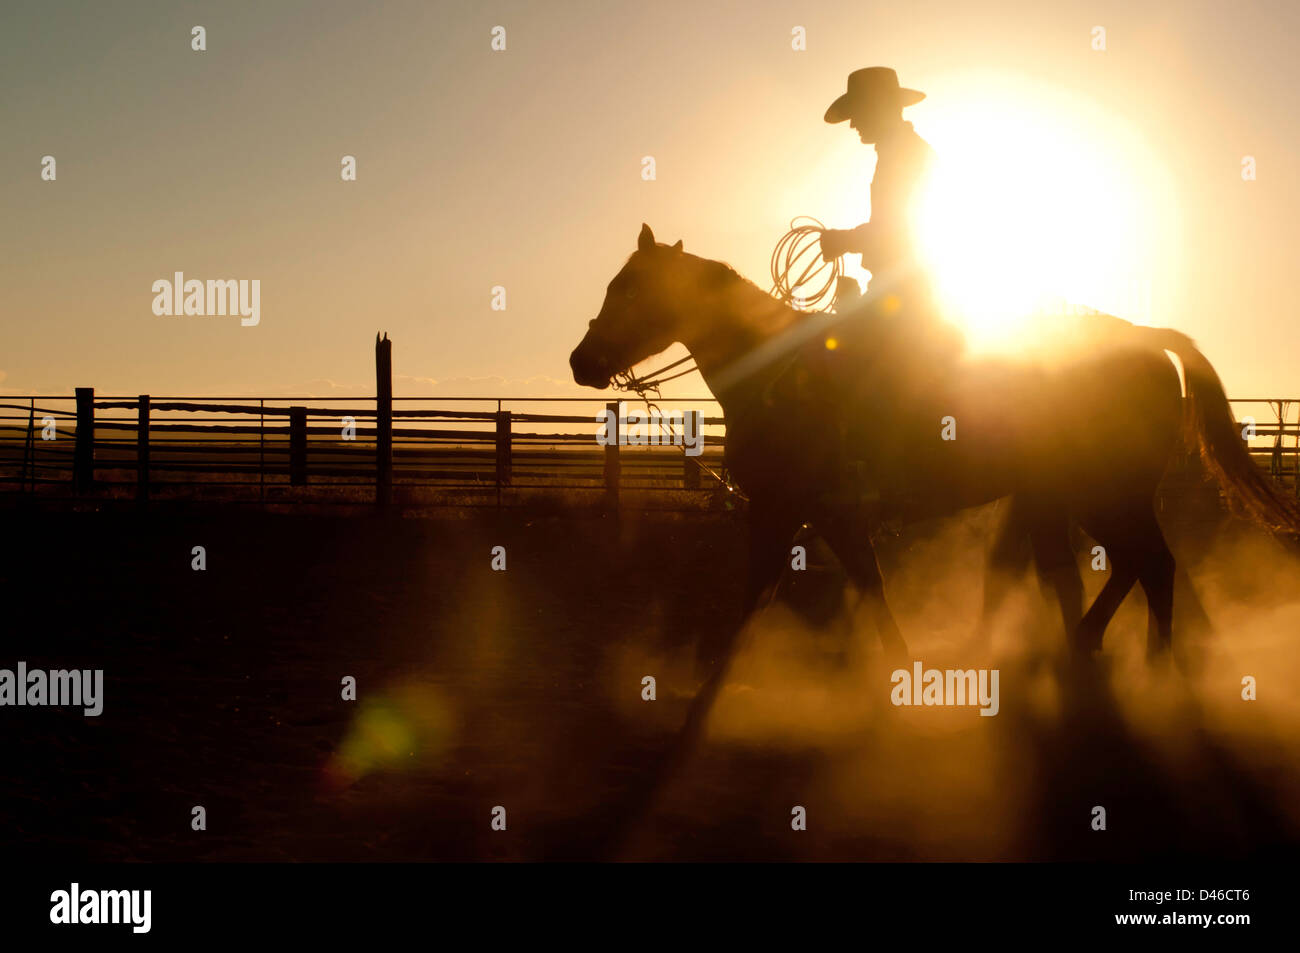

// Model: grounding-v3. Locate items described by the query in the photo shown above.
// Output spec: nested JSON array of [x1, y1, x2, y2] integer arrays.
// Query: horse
[[569, 224, 1300, 844], [572, 224, 1299, 650]]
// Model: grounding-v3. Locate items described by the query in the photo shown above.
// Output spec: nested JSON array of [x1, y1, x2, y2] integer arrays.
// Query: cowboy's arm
[[844, 223, 883, 258], [820, 223, 885, 262]]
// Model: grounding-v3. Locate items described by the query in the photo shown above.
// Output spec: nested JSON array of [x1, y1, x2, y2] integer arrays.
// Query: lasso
[[768, 215, 841, 312]]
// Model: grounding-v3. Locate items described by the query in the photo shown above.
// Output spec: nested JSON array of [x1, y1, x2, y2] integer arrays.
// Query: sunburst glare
[[909, 74, 1174, 352]]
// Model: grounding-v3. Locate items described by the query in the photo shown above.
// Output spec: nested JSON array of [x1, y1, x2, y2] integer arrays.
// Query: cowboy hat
[[824, 67, 925, 123]]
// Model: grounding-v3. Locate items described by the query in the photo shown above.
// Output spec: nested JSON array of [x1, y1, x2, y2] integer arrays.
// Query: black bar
[[0, 863, 1277, 942]]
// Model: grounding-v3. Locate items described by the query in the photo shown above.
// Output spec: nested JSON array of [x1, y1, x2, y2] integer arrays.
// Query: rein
[[611, 360, 744, 501], [611, 356, 696, 399]]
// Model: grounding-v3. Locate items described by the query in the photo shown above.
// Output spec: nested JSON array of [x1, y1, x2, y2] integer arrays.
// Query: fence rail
[[0, 389, 730, 510], [1, 338, 1295, 510], [2, 391, 1296, 510]]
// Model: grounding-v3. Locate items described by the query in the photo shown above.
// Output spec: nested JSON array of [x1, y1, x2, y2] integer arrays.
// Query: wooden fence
[[4, 392, 1296, 510], [0, 336, 726, 510], [0, 391, 731, 510], [0, 338, 1296, 511]]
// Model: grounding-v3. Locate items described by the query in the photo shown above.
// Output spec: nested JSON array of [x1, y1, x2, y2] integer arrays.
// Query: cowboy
[[816, 68, 962, 499], [819, 67, 934, 307]]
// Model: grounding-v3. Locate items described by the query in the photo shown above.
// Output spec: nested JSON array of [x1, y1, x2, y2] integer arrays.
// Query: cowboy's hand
[[819, 229, 851, 261]]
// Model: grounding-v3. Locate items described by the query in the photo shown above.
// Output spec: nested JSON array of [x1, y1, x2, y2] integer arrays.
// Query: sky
[[2, 0, 1297, 400]]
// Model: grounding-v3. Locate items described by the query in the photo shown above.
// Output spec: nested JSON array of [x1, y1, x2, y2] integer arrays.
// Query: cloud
[[257, 374, 587, 399], [0, 373, 597, 402], [272, 378, 360, 397], [394, 373, 582, 398]]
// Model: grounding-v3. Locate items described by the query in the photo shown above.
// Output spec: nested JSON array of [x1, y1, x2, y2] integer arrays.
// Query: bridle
[[612, 216, 840, 398], [611, 355, 696, 400], [605, 217, 844, 502]]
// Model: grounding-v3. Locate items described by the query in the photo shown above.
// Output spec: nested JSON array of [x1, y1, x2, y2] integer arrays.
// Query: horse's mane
[[629, 248, 772, 297], [699, 256, 766, 295], [682, 253, 811, 325]]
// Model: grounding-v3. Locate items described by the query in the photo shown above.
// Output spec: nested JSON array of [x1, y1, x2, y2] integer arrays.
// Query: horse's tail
[[1137, 327, 1300, 535]]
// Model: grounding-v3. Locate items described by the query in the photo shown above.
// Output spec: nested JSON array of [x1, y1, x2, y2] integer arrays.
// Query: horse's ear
[[671, 239, 683, 252], [637, 223, 655, 252]]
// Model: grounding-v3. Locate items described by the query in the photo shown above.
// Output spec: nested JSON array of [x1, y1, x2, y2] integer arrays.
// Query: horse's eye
[[626, 287, 638, 299]]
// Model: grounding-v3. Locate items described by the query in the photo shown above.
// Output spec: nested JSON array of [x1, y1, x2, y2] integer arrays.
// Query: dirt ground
[[1, 498, 1298, 862]]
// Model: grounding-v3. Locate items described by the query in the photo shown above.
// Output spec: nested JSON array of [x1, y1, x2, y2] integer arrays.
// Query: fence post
[[290, 406, 307, 486], [137, 395, 150, 502], [21, 399, 34, 494], [74, 387, 94, 493], [376, 333, 393, 508], [604, 400, 620, 510], [1270, 400, 1283, 479], [683, 410, 700, 489], [496, 410, 511, 489], [1291, 403, 1300, 499]]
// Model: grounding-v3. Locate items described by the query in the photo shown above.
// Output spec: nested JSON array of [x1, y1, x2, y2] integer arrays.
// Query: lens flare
[[323, 682, 455, 789]]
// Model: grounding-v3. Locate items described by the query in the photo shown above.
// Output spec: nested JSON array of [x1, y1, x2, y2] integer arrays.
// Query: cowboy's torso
[[867, 122, 935, 288]]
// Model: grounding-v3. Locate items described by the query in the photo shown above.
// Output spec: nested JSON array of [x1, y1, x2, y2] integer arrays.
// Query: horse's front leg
[[612, 498, 799, 854], [687, 499, 800, 732], [812, 503, 908, 660], [742, 499, 801, 615]]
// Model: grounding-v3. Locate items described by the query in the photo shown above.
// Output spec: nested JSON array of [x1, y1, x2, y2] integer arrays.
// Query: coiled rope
[[768, 215, 841, 312]]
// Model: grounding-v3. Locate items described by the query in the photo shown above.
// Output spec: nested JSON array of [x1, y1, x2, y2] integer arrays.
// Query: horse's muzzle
[[569, 345, 611, 389]]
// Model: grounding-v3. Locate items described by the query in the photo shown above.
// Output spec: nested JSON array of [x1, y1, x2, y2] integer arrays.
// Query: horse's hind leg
[[1028, 509, 1084, 642], [973, 497, 1034, 646], [1074, 509, 1140, 654], [975, 497, 1082, 649], [1076, 503, 1173, 657], [1133, 512, 1176, 659], [1074, 562, 1138, 655], [813, 505, 907, 659]]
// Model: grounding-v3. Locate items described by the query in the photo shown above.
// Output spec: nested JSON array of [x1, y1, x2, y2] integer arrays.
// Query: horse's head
[[570, 223, 689, 389]]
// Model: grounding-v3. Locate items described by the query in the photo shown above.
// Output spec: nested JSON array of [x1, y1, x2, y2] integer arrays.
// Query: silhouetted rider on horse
[[809, 67, 965, 504]]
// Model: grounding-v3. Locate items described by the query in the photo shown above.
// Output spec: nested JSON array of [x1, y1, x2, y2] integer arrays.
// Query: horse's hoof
[[1071, 625, 1104, 657], [1145, 643, 1173, 667], [1070, 640, 1102, 662]]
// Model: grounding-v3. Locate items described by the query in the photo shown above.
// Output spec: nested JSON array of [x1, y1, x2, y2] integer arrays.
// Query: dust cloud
[[601, 505, 1300, 860]]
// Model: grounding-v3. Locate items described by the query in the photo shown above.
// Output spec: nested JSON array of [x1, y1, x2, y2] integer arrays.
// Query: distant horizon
[[5, 0, 1299, 400]]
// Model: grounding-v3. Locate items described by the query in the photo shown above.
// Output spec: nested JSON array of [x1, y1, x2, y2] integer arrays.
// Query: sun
[[903, 73, 1175, 352]]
